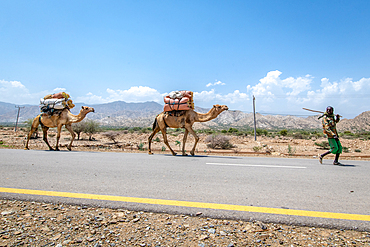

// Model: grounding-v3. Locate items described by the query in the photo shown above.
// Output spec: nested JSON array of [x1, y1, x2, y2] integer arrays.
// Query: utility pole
[[14, 106, 25, 132], [253, 95, 257, 141]]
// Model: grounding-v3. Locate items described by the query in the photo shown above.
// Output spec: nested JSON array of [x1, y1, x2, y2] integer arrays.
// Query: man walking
[[319, 106, 342, 165]]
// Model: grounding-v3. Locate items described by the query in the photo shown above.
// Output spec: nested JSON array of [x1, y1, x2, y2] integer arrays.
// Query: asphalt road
[[0, 149, 369, 231]]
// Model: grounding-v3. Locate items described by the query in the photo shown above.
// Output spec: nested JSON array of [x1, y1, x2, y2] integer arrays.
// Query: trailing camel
[[24, 106, 95, 151], [148, 104, 228, 156]]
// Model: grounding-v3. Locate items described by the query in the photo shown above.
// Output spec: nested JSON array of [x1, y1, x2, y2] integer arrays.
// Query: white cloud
[[2, 73, 369, 118], [74, 86, 165, 104], [206, 80, 225, 87], [246, 71, 370, 117], [247, 70, 312, 98], [194, 89, 249, 104], [0, 80, 34, 104]]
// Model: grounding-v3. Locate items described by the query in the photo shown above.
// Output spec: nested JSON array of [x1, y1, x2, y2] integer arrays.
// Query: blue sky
[[1, 0, 369, 118]]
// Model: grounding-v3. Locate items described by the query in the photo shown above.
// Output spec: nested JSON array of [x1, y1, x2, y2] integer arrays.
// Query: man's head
[[326, 106, 334, 115]]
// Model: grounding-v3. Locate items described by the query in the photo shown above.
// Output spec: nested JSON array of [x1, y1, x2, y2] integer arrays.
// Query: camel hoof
[[172, 152, 177, 156], [182, 153, 188, 156], [55, 148, 60, 151], [67, 147, 71, 151], [190, 152, 195, 156]]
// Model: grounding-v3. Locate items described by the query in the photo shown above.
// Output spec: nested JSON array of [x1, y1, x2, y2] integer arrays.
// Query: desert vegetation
[[1, 121, 369, 157]]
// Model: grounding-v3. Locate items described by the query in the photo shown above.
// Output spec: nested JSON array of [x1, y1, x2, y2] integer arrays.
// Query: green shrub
[[288, 144, 296, 155], [228, 127, 239, 133], [138, 143, 144, 151], [355, 149, 361, 152], [279, 129, 288, 136], [253, 146, 262, 152]]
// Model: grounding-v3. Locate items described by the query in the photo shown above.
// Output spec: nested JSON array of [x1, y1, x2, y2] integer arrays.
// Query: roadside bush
[[293, 133, 304, 139], [288, 144, 296, 155], [253, 146, 262, 152], [102, 131, 120, 144], [206, 135, 235, 149]]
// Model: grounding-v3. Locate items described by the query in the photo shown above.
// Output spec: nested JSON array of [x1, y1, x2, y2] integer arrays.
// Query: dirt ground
[[2, 127, 369, 161], [1, 127, 370, 246]]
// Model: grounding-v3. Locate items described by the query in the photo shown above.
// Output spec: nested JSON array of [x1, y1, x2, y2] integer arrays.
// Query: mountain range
[[0, 101, 369, 132]]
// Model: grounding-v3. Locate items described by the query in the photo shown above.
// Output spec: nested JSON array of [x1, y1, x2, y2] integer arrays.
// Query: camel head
[[81, 106, 95, 114], [212, 104, 228, 114]]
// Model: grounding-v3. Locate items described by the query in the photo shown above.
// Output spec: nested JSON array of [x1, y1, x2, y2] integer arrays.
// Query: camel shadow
[[322, 163, 356, 167], [163, 154, 241, 159]]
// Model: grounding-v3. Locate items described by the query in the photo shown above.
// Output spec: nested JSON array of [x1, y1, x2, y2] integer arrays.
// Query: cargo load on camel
[[40, 92, 75, 116], [163, 90, 194, 112]]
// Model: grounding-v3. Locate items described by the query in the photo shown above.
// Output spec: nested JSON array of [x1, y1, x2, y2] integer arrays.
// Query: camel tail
[[152, 117, 158, 131]]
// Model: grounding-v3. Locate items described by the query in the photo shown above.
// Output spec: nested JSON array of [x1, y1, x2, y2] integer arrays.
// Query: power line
[[14, 106, 25, 132]]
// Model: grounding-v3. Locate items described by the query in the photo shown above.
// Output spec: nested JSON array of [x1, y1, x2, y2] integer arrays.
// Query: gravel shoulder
[[1, 128, 370, 246], [1, 199, 370, 247]]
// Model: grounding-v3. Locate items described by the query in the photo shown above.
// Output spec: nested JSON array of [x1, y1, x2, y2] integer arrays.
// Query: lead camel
[[148, 104, 228, 156]]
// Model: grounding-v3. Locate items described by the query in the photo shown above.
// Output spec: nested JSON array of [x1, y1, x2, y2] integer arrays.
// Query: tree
[[72, 121, 87, 140], [84, 120, 100, 141]]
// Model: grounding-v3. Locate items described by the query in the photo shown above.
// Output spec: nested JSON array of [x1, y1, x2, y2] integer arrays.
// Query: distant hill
[[0, 101, 369, 132], [337, 111, 370, 132]]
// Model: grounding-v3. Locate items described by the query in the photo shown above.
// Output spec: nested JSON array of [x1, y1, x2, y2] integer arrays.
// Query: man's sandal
[[319, 155, 323, 164]]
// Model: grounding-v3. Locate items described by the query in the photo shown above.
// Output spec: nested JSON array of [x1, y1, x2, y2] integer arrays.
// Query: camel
[[148, 104, 228, 156], [24, 106, 95, 151]]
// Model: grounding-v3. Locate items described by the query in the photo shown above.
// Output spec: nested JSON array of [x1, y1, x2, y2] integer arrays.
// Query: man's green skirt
[[328, 138, 342, 154]]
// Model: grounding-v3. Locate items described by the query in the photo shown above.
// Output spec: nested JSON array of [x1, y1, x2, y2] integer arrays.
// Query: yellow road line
[[1, 187, 369, 222]]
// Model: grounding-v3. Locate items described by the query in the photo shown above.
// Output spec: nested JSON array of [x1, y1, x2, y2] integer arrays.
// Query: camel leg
[[55, 124, 63, 151], [186, 126, 199, 156], [65, 124, 75, 151], [161, 128, 176, 156], [41, 126, 54, 151], [24, 117, 40, 150], [182, 129, 189, 156], [148, 127, 160, 155]]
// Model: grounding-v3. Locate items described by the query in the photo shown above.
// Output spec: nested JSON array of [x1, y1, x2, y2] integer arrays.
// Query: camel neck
[[69, 111, 87, 123], [195, 109, 218, 122]]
